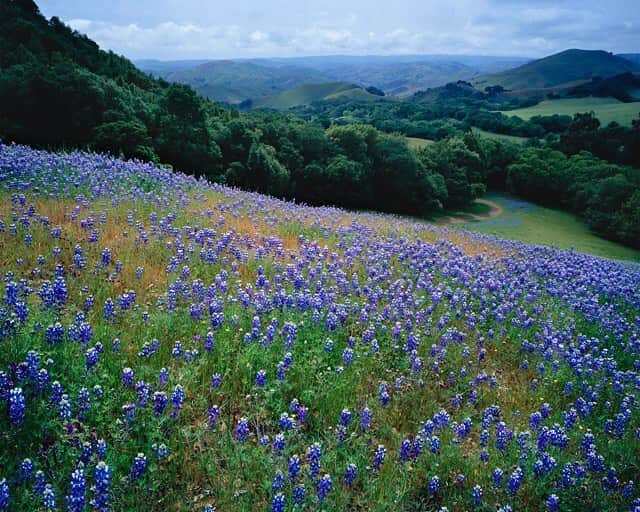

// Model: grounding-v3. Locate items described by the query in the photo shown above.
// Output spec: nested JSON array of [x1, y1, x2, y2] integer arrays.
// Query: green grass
[[406, 136, 434, 149], [459, 193, 640, 261], [500, 97, 640, 126], [471, 127, 529, 144]]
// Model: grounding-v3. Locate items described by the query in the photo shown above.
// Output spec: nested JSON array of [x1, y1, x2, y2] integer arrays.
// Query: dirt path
[[435, 198, 504, 225]]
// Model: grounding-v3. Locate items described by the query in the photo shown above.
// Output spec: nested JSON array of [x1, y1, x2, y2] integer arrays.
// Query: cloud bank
[[37, 0, 640, 59]]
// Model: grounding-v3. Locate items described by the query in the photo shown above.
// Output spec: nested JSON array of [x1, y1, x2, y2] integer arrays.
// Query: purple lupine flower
[[85, 347, 99, 370], [373, 444, 386, 470], [279, 413, 294, 430], [288, 455, 301, 481], [91, 461, 110, 511], [507, 467, 524, 496], [53, 276, 67, 306], [378, 383, 390, 406], [317, 474, 332, 502], [361, 407, 371, 431], [171, 385, 185, 415], [429, 475, 440, 495], [9, 387, 26, 426], [66, 467, 86, 512], [255, 370, 267, 388], [272, 433, 286, 453], [399, 439, 412, 462], [208, 405, 220, 428], [493, 468, 504, 487], [308, 442, 322, 477], [77, 387, 90, 420], [33, 471, 46, 495], [153, 392, 168, 416], [210, 374, 222, 388], [342, 348, 354, 366], [292, 484, 306, 504], [204, 331, 215, 352], [20, 458, 34, 481], [103, 298, 115, 320], [95, 439, 107, 460], [339, 408, 352, 427], [235, 417, 249, 442], [344, 463, 357, 487], [429, 436, 440, 454], [296, 405, 308, 424], [155, 443, 169, 459], [546, 494, 559, 511], [158, 367, 169, 387], [472, 485, 483, 507], [130, 453, 147, 480], [272, 493, 285, 512], [42, 484, 56, 511], [0, 479, 8, 510], [272, 471, 285, 491]]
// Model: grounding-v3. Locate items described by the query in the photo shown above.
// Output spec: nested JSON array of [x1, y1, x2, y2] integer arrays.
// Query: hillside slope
[[474, 49, 640, 90], [254, 82, 382, 109], [155, 60, 328, 104]]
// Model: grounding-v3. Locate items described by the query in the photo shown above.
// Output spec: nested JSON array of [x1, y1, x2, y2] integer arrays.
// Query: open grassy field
[[1, 144, 639, 511], [406, 136, 434, 149], [459, 193, 640, 261], [500, 97, 640, 126], [471, 127, 529, 145]]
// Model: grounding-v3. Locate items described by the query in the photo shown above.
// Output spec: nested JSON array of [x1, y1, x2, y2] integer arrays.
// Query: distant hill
[[137, 55, 530, 102], [474, 49, 640, 91], [253, 82, 383, 109], [136, 59, 211, 75], [618, 54, 640, 64], [143, 60, 327, 104], [263, 55, 528, 96]]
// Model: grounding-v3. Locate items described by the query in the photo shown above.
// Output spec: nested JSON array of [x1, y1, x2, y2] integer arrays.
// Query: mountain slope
[[150, 60, 328, 104], [137, 55, 531, 101], [474, 49, 640, 91]]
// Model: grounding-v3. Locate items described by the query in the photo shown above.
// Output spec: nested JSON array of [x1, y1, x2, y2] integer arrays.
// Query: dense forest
[[1, 0, 639, 247]]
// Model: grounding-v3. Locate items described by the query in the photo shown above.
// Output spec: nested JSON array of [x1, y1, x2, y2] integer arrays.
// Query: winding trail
[[436, 198, 504, 225]]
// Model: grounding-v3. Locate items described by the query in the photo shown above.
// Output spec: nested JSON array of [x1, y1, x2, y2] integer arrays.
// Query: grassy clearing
[[459, 193, 640, 261], [500, 97, 640, 126], [470, 127, 529, 145], [406, 136, 434, 149]]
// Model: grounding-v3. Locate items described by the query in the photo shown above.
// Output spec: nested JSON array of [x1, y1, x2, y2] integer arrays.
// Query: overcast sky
[[37, 0, 640, 60]]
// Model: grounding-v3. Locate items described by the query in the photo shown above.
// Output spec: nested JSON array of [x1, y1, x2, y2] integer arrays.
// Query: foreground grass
[[499, 97, 640, 126], [459, 193, 640, 261]]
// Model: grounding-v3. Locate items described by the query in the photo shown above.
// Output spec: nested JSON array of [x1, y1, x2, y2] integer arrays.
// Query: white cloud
[[54, 0, 640, 59]]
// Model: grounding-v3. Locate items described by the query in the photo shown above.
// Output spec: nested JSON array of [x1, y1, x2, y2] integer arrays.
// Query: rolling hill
[[253, 82, 383, 109], [137, 55, 530, 103], [474, 49, 640, 91], [142, 60, 328, 104]]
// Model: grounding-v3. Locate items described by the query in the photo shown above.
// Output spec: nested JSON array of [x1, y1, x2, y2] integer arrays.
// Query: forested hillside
[[0, 0, 483, 217]]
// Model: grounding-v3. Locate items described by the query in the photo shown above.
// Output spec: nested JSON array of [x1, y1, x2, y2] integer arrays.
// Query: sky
[[37, 0, 640, 60]]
